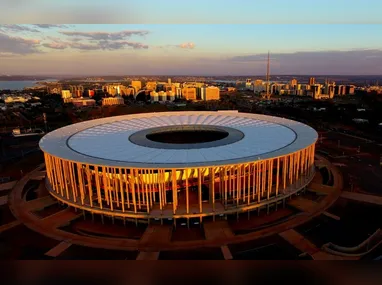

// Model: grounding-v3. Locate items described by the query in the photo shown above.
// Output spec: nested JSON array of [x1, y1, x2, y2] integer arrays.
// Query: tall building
[[175, 87, 182, 98], [346, 85, 355, 95], [168, 78, 172, 85], [61, 90, 72, 99], [182, 87, 197, 100], [204, 86, 220, 101], [164, 84, 176, 94], [106, 85, 119, 96], [69, 85, 84, 98], [246, 79, 252, 90], [146, 81, 157, 91], [158, 91, 167, 101], [167, 91, 175, 101], [336, 85, 346, 95], [150, 91, 159, 102], [311, 84, 321, 99], [309, 77, 316, 85], [325, 83, 335, 99], [131, 81, 142, 93], [201, 86, 220, 101], [253, 79, 265, 93], [290, 78, 298, 89], [196, 87, 202, 100]]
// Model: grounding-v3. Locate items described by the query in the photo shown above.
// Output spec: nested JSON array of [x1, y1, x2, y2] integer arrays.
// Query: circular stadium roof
[[39, 111, 318, 168]]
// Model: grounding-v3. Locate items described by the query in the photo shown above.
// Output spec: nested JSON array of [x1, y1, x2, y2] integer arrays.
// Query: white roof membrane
[[39, 111, 318, 168]]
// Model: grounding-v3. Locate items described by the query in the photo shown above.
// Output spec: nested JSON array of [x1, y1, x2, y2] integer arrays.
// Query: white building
[[151, 91, 159, 102], [102, 97, 124, 106], [3, 95, 31, 103], [61, 90, 72, 99]]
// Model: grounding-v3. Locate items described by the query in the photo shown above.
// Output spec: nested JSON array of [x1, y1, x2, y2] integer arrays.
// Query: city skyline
[[1, 24, 382, 76]]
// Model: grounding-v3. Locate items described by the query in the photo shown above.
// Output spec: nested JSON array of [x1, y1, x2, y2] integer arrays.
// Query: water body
[[0, 79, 58, 91]]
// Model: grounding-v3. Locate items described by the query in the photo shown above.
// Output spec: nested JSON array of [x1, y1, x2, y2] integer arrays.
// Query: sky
[[0, 22, 382, 75], [2, 0, 382, 24]]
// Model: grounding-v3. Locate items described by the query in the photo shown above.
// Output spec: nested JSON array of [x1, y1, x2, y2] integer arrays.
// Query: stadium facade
[[39, 111, 318, 225]]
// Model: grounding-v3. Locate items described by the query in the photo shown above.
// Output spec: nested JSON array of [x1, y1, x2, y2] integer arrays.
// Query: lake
[[0, 79, 58, 91]]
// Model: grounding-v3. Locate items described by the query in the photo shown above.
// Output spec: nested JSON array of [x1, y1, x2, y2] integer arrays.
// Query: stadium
[[39, 111, 318, 226]]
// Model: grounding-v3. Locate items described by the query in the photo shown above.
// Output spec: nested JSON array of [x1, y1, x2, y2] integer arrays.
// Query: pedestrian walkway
[[0, 181, 16, 192], [41, 208, 82, 228], [7, 157, 345, 254], [0, 220, 21, 233], [25, 196, 56, 211], [341, 191, 382, 206], [288, 197, 318, 214], [309, 183, 335, 195], [279, 229, 319, 256], [45, 241, 72, 258]]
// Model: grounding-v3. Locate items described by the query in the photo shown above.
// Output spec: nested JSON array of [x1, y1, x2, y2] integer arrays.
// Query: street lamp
[[43, 113, 48, 133]]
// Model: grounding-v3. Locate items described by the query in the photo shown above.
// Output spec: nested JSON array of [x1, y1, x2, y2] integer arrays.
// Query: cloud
[[97, 41, 148, 50], [0, 32, 42, 55], [33, 24, 70, 29], [178, 42, 195, 49], [154, 42, 196, 50], [60, 30, 149, 41], [42, 38, 149, 51], [0, 52, 18, 57], [0, 2, 139, 24], [41, 42, 67, 50], [226, 49, 382, 74], [0, 24, 40, 33], [228, 49, 382, 63]]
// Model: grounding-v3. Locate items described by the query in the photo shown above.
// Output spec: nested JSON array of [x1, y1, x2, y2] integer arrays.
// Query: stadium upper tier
[[39, 111, 318, 221], [39, 111, 317, 169]]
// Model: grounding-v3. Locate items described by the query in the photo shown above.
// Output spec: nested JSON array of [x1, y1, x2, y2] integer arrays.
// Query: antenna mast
[[266, 51, 270, 99]]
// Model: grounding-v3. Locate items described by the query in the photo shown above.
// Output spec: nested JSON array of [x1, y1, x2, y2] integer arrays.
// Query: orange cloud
[[178, 42, 195, 49]]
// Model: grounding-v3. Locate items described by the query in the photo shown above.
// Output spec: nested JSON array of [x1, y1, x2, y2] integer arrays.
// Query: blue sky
[[2, 0, 382, 24], [0, 24, 381, 75]]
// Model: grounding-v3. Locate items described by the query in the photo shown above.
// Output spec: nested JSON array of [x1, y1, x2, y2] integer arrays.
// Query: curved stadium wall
[[39, 111, 318, 223]]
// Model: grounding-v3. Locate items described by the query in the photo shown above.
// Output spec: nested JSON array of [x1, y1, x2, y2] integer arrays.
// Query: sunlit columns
[[43, 143, 316, 222], [198, 168, 202, 223]]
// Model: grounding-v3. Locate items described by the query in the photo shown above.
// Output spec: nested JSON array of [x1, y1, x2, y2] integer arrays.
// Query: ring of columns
[[40, 111, 318, 223]]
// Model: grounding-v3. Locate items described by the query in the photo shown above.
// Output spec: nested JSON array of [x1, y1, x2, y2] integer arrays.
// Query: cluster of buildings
[[357, 85, 382, 94], [1, 94, 33, 104], [150, 80, 220, 102], [0, 93, 42, 111], [239, 77, 355, 99], [56, 76, 360, 107], [60, 78, 221, 107]]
